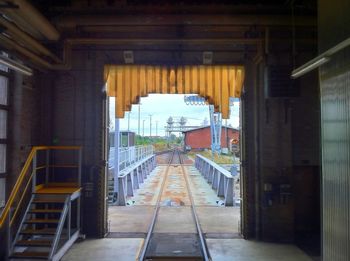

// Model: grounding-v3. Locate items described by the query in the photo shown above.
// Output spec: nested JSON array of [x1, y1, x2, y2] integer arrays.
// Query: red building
[[183, 126, 239, 150]]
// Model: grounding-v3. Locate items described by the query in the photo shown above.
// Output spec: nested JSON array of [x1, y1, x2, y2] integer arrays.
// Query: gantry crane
[[184, 95, 222, 154]]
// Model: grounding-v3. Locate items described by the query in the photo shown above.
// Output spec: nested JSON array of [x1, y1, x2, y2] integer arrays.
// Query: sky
[[109, 94, 240, 136]]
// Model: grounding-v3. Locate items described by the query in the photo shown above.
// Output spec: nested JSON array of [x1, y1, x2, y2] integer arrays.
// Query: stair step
[[10, 251, 49, 259], [32, 198, 66, 204], [24, 218, 59, 224], [20, 228, 56, 235], [28, 209, 62, 214], [15, 239, 52, 247]]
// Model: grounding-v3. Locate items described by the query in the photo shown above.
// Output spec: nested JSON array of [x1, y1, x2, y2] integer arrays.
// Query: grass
[[153, 142, 169, 152], [187, 149, 237, 164]]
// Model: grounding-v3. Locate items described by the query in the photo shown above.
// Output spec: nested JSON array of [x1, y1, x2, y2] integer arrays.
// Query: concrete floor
[[62, 238, 313, 261], [196, 206, 240, 236], [108, 206, 154, 233], [62, 165, 313, 261], [61, 238, 143, 261], [154, 207, 197, 233], [207, 239, 313, 261]]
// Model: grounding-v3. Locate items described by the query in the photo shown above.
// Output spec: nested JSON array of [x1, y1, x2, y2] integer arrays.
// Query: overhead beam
[[0, 0, 60, 40], [67, 37, 261, 45], [56, 14, 316, 29]]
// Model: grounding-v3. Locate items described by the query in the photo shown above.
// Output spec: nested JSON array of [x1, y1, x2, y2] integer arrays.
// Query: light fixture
[[291, 56, 330, 79], [291, 36, 350, 79], [0, 54, 33, 76], [123, 51, 134, 64], [203, 51, 213, 65]]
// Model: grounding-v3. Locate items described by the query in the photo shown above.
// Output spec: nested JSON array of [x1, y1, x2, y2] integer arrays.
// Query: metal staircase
[[9, 191, 80, 260], [108, 179, 115, 204], [0, 146, 82, 261]]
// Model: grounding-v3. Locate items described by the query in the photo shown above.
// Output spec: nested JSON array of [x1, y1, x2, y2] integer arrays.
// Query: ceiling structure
[[0, 0, 317, 71]]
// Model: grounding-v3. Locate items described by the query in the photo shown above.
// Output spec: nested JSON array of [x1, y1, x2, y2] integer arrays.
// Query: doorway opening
[[106, 93, 242, 258]]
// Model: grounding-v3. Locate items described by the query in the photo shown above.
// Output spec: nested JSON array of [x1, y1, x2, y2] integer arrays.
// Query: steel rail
[[178, 150, 211, 261], [137, 149, 176, 261], [138, 149, 211, 260]]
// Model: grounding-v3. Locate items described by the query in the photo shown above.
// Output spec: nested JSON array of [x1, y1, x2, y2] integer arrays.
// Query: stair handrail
[[49, 196, 70, 259], [0, 145, 82, 229]]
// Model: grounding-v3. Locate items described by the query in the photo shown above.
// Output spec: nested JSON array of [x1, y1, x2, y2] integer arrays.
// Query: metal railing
[[195, 154, 234, 206], [111, 145, 154, 172], [0, 146, 82, 256], [117, 154, 156, 206]]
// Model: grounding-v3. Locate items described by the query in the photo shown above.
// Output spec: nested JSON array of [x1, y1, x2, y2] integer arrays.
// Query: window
[[0, 65, 8, 209]]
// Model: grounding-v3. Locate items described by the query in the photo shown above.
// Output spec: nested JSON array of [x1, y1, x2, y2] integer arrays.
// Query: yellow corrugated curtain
[[104, 65, 245, 119]]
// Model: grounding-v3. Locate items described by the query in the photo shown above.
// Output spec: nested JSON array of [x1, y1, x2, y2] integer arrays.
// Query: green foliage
[[135, 135, 184, 151], [187, 149, 235, 164]]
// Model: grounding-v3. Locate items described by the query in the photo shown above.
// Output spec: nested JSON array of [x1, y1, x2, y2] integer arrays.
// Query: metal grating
[[320, 53, 350, 261]]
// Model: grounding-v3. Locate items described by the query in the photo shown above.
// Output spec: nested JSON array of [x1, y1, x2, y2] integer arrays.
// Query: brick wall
[[184, 127, 239, 150]]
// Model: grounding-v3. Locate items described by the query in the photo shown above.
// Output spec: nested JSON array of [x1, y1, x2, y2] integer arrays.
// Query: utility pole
[[127, 112, 130, 131], [156, 120, 158, 137], [225, 119, 228, 148], [142, 119, 145, 136], [149, 114, 153, 137], [138, 103, 141, 135]]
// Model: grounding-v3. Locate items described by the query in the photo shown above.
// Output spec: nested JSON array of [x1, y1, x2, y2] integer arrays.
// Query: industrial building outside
[[183, 126, 239, 151]]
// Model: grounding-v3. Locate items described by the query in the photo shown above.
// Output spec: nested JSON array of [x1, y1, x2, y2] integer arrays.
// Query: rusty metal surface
[[160, 166, 191, 206], [186, 166, 224, 206], [127, 166, 166, 205], [156, 152, 194, 165], [128, 165, 223, 207]]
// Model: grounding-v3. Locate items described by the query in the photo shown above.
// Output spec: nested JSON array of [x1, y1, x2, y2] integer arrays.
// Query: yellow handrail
[[0, 146, 81, 228]]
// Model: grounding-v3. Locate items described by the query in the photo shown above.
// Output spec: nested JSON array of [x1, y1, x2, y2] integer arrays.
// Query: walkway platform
[[108, 166, 240, 238], [62, 165, 313, 261], [123, 165, 225, 206]]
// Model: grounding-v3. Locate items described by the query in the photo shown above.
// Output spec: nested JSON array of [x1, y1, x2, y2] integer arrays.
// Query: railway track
[[138, 149, 211, 261]]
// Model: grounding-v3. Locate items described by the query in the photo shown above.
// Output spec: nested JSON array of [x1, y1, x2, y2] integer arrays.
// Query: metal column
[[114, 117, 120, 198]]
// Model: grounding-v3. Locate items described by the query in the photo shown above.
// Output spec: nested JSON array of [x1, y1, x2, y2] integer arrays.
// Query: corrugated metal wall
[[320, 50, 350, 261]]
